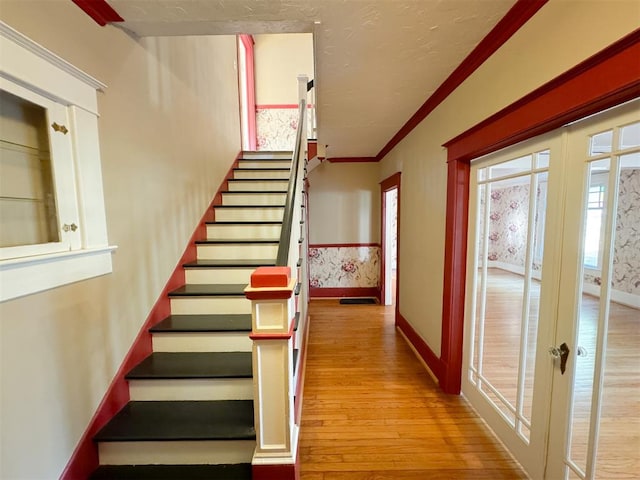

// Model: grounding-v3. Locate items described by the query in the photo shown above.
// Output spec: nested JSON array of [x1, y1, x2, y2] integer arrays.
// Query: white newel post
[[245, 266, 298, 468]]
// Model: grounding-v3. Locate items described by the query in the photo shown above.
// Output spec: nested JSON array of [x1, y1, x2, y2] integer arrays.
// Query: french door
[[462, 100, 639, 479]]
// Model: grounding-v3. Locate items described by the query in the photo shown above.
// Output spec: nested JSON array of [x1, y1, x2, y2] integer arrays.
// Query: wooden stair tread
[[150, 314, 252, 332], [183, 259, 276, 268], [168, 284, 247, 297], [90, 464, 252, 480], [126, 352, 252, 380], [93, 400, 255, 442]]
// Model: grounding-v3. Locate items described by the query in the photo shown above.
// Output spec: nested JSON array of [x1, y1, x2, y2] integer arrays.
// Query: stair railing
[[244, 75, 310, 476]]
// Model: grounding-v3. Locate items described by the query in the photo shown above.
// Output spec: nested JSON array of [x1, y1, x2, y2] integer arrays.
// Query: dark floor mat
[[339, 298, 377, 305]]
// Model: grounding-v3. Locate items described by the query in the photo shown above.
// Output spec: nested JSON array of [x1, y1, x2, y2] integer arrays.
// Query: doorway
[[381, 173, 401, 307], [462, 100, 639, 479], [237, 34, 256, 151]]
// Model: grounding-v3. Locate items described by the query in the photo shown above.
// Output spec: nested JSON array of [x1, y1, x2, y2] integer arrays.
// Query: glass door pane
[[464, 136, 561, 479], [549, 102, 640, 480], [0, 89, 59, 247], [0, 78, 79, 260]]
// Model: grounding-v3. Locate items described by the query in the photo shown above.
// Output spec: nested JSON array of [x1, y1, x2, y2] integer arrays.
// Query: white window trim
[[0, 21, 116, 302]]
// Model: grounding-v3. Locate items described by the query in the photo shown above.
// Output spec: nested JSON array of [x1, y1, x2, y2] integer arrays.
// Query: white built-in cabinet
[[0, 21, 115, 302]]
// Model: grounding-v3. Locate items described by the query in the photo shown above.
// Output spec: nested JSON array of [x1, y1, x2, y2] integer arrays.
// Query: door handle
[[549, 342, 570, 374]]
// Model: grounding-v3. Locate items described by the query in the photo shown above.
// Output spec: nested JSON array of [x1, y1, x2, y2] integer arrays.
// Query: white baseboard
[[582, 282, 640, 309], [488, 262, 639, 309]]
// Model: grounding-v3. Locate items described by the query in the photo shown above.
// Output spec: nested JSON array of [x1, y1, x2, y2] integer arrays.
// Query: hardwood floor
[[299, 299, 528, 479], [472, 268, 640, 478]]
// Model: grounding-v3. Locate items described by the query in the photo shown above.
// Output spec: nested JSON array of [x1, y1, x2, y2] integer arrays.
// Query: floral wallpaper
[[308, 246, 380, 288], [483, 183, 534, 269], [256, 107, 315, 151], [256, 108, 298, 151], [611, 168, 639, 295], [482, 169, 639, 296]]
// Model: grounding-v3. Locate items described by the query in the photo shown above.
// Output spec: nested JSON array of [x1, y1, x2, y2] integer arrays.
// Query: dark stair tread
[[126, 352, 252, 380], [151, 314, 252, 333], [183, 259, 276, 268], [195, 239, 279, 244], [90, 464, 252, 480], [94, 400, 255, 442], [295, 282, 301, 296], [294, 311, 300, 331], [168, 284, 247, 297]]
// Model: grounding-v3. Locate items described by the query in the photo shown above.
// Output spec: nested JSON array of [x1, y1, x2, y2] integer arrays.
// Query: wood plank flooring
[[299, 299, 527, 479], [469, 268, 640, 478]]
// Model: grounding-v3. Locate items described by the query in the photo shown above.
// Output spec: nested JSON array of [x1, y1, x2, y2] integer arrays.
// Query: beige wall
[[254, 33, 314, 104], [379, 0, 640, 355], [0, 2, 241, 479], [308, 162, 380, 245]]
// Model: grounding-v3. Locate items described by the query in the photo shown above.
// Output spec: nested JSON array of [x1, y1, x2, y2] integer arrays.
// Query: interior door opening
[[381, 173, 401, 307], [383, 188, 398, 305]]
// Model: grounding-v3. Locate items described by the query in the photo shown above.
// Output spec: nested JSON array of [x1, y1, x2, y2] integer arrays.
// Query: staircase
[[90, 151, 293, 480]]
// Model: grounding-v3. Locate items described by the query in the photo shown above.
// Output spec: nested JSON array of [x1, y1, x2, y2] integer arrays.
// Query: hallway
[[299, 300, 527, 479]]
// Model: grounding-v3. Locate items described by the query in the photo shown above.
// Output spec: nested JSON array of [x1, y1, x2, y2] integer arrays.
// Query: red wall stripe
[[60, 152, 243, 479], [438, 29, 640, 395], [71, 0, 123, 26], [375, 0, 548, 162]]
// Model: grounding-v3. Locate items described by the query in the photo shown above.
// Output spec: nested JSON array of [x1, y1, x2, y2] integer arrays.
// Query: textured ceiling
[[109, 0, 517, 159]]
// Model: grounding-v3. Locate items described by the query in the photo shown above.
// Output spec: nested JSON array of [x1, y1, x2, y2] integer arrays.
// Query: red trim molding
[[71, 0, 124, 26], [256, 104, 315, 109], [253, 461, 299, 480], [249, 318, 295, 340], [375, 0, 547, 161], [309, 287, 379, 298], [438, 30, 640, 395], [251, 266, 291, 288], [245, 288, 294, 301], [396, 312, 443, 380], [308, 140, 318, 160], [439, 159, 470, 394], [60, 152, 243, 479], [444, 29, 640, 161], [327, 157, 377, 163]]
